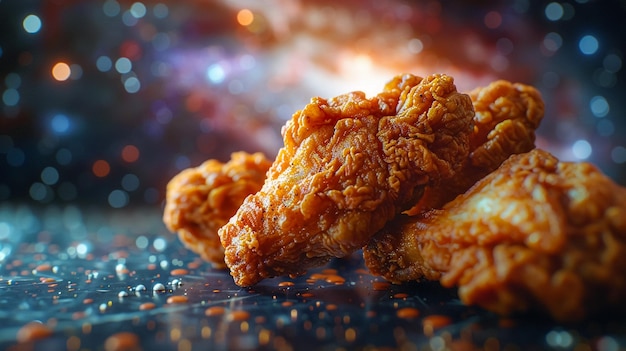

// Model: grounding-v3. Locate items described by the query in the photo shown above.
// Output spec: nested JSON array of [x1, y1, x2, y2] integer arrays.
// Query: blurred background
[[1, 0, 625, 210]]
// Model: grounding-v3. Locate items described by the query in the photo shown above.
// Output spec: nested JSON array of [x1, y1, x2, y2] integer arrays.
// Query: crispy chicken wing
[[405, 79, 544, 213], [163, 152, 271, 267], [365, 80, 544, 280], [368, 149, 626, 321], [218, 74, 475, 286]]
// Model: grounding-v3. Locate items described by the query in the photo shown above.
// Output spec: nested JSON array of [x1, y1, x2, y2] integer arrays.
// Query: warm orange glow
[[353, 54, 373, 72], [92, 160, 110, 177], [121, 145, 140, 163], [52, 62, 71, 81], [236, 9, 254, 26], [336, 52, 386, 96]]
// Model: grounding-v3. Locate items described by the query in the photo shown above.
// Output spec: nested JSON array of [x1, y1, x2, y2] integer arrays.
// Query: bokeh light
[[122, 173, 140, 191], [115, 57, 132, 74], [30, 182, 52, 202], [603, 54, 622, 73], [121, 145, 140, 163], [120, 40, 142, 61], [96, 56, 113, 72], [0, 0, 625, 210], [41, 166, 59, 185], [545, 3, 564, 21], [123, 76, 141, 93], [69, 64, 83, 80], [542, 32, 562, 54], [407, 38, 424, 54], [108, 189, 129, 208], [153, 4, 168, 19], [122, 10, 138, 26], [206, 64, 226, 84], [22, 14, 42, 34], [92, 160, 111, 178], [103, 0, 121, 17], [590, 96, 609, 118], [572, 139, 592, 160], [52, 62, 71, 81], [5, 73, 21, 88], [2, 88, 19, 106], [50, 114, 71, 134], [612, 146, 626, 164], [130, 2, 147, 18], [579, 35, 599, 55], [237, 9, 254, 26]]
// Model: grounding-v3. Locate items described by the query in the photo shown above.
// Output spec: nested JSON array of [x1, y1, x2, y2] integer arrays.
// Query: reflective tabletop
[[1, 205, 625, 351]]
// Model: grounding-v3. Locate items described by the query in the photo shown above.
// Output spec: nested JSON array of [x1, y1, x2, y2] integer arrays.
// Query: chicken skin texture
[[365, 79, 545, 282], [364, 79, 544, 284], [218, 74, 475, 286], [405, 79, 544, 213], [367, 149, 626, 321], [163, 152, 271, 268], [163, 80, 538, 269]]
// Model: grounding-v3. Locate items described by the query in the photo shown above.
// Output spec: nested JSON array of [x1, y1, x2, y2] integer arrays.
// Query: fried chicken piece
[[365, 79, 544, 282], [369, 149, 626, 321], [405, 79, 544, 213], [218, 73, 475, 286], [163, 152, 271, 268]]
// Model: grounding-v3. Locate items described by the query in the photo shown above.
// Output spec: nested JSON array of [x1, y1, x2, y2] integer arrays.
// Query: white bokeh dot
[[23, 14, 42, 34], [572, 139, 592, 160], [115, 57, 132, 74], [123, 76, 141, 93], [153, 237, 167, 252], [130, 2, 147, 18]]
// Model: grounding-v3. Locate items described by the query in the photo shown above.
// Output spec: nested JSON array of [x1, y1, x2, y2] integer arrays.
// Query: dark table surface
[[1, 204, 625, 351]]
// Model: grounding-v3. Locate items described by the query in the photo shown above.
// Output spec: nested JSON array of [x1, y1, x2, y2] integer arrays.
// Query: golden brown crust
[[161, 75, 626, 321], [404, 80, 544, 213], [218, 73, 474, 286], [437, 150, 626, 321], [365, 80, 545, 282], [368, 149, 626, 321], [468, 80, 544, 159], [162, 152, 271, 267]]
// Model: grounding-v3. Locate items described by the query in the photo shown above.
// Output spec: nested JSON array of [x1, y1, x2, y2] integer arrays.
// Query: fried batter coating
[[405, 80, 544, 213], [218, 74, 474, 286], [163, 152, 271, 268], [365, 80, 544, 282], [369, 149, 626, 321], [364, 80, 544, 283]]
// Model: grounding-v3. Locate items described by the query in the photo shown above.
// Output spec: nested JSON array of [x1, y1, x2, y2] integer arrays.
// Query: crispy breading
[[163, 152, 271, 267], [218, 74, 474, 286], [405, 79, 544, 213], [368, 149, 626, 321], [364, 80, 545, 281]]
